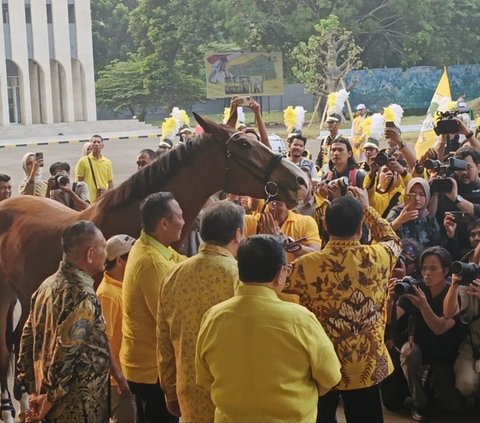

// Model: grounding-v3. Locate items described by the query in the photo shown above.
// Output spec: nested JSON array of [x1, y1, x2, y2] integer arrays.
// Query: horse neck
[[82, 139, 227, 239]]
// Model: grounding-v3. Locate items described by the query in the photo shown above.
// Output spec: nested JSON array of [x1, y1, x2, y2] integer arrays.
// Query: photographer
[[387, 178, 442, 248], [47, 162, 90, 211], [435, 116, 480, 159], [430, 147, 480, 255], [364, 156, 410, 218], [322, 137, 365, 187], [443, 256, 480, 401], [386, 247, 465, 420]]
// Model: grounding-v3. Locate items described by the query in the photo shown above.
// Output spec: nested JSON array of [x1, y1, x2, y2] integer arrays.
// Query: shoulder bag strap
[[87, 157, 99, 190]]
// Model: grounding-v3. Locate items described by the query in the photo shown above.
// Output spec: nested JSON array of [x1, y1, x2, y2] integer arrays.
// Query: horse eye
[[240, 141, 250, 149]]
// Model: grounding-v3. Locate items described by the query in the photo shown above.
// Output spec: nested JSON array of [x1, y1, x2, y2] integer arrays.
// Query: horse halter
[[224, 131, 282, 202]]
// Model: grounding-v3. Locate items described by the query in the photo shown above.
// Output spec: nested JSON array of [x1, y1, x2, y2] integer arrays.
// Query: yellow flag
[[415, 68, 452, 159]]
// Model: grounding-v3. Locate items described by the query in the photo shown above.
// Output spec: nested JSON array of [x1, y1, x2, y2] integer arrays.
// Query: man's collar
[[141, 231, 173, 259]]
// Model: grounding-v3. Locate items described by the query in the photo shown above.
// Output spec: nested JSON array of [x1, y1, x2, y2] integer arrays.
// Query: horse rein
[[224, 132, 282, 201]]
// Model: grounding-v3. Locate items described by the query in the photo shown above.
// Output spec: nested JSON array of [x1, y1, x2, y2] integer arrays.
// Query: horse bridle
[[224, 131, 283, 202]]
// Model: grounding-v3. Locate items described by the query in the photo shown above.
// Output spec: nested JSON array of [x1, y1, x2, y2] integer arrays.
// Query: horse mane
[[98, 133, 214, 210]]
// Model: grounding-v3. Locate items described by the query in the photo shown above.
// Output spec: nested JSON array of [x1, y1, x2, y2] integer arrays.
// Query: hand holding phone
[[284, 236, 307, 253], [35, 152, 44, 167], [239, 96, 251, 106], [405, 193, 416, 211], [449, 211, 473, 225]]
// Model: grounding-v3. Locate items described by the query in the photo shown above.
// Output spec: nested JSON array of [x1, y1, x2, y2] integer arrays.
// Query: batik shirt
[[17, 261, 110, 423], [286, 207, 401, 390], [157, 243, 239, 423]]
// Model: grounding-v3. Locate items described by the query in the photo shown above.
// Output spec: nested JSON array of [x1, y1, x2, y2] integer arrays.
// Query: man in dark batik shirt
[[18, 221, 110, 423]]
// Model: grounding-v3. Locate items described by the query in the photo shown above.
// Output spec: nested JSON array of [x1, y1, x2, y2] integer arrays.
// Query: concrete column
[[75, 0, 96, 121], [0, 8, 10, 125], [51, 0, 74, 122], [8, 0, 32, 124], [31, 0, 54, 123]]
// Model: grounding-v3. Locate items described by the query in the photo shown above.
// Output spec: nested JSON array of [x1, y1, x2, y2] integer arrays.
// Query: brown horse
[[0, 114, 308, 419]]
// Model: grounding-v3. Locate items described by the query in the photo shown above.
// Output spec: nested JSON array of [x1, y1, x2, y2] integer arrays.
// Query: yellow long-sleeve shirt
[[286, 207, 401, 390], [196, 284, 341, 423], [121, 231, 186, 384], [157, 243, 238, 423]]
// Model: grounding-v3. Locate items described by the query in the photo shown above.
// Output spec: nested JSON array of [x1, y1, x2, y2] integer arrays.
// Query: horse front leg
[[11, 296, 30, 419], [0, 283, 16, 423]]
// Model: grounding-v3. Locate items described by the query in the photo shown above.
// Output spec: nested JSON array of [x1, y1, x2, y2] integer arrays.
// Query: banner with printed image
[[205, 52, 284, 99]]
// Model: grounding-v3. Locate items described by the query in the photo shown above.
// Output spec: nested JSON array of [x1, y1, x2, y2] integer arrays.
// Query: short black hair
[[200, 201, 244, 245], [455, 146, 480, 165], [62, 220, 101, 255], [467, 218, 480, 233], [139, 149, 157, 161], [0, 174, 10, 183], [325, 196, 363, 237], [105, 253, 129, 271], [140, 192, 175, 233], [49, 161, 70, 176], [288, 133, 307, 145], [420, 246, 452, 270], [237, 235, 286, 283], [91, 134, 103, 142]]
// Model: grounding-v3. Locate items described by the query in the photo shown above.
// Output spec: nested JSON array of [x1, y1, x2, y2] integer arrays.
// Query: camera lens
[[375, 152, 388, 166]]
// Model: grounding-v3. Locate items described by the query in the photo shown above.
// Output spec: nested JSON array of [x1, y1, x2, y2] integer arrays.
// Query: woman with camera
[[363, 156, 410, 218], [387, 178, 443, 248], [386, 246, 465, 420], [19, 152, 47, 196]]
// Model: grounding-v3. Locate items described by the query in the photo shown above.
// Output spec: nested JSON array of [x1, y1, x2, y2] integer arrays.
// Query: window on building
[[2, 4, 8, 25], [46, 4, 52, 24], [25, 5, 31, 24], [68, 4, 75, 24]]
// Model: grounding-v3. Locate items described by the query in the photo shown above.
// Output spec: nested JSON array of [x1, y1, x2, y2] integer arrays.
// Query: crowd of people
[[3, 97, 480, 423]]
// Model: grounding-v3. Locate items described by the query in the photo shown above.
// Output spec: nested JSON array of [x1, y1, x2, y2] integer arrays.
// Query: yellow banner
[[205, 52, 284, 99], [415, 68, 452, 158]]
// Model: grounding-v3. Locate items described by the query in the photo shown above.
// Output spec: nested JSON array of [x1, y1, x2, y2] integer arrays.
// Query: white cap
[[356, 103, 366, 111], [106, 234, 135, 261]]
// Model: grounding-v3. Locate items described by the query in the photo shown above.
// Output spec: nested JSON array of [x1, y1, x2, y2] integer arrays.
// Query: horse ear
[[193, 112, 226, 136]]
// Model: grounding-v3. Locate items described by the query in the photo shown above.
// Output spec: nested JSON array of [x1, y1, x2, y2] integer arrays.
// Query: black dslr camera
[[425, 157, 468, 193], [434, 110, 461, 135], [394, 276, 418, 296], [450, 261, 480, 285], [52, 172, 70, 189]]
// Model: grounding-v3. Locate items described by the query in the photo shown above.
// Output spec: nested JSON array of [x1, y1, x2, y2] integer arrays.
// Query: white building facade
[[0, 0, 96, 125]]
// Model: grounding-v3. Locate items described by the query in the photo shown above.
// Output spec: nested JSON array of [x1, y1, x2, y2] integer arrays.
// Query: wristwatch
[[455, 195, 464, 205], [465, 131, 474, 139]]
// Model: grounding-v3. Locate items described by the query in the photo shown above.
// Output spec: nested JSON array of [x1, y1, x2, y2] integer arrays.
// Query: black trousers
[[317, 385, 384, 423], [128, 380, 178, 423]]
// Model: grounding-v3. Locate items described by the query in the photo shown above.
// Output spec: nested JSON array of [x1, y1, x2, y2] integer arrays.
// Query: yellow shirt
[[286, 207, 401, 390], [157, 243, 238, 423], [196, 284, 341, 423], [244, 211, 322, 262], [121, 231, 186, 384], [75, 153, 113, 202], [96, 273, 123, 386], [363, 173, 411, 217]]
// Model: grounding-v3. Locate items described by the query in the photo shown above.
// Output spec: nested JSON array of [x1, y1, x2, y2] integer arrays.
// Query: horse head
[[194, 113, 309, 208]]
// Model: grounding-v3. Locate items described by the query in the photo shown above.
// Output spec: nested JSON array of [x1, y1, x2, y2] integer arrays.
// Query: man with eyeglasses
[[196, 235, 341, 423]]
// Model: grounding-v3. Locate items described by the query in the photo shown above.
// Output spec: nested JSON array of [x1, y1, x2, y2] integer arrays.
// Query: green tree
[[128, 0, 217, 109], [91, 0, 136, 74], [292, 15, 362, 95], [96, 56, 153, 121]]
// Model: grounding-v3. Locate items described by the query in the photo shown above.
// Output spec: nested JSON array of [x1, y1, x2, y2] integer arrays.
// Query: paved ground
[[1, 136, 479, 422]]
